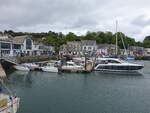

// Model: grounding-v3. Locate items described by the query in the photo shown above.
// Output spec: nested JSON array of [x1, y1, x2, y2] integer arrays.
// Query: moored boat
[[13, 65, 30, 71], [41, 63, 58, 73], [60, 61, 84, 72], [94, 58, 144, 72], [23, 63, 39, 70]]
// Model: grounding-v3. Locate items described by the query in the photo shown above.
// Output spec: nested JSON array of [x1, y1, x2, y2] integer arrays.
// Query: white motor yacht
[[13, 64, 30, 71], [61, 61, 84, 71], [41, 63, 58, 73], [94, 58, 144, 72]]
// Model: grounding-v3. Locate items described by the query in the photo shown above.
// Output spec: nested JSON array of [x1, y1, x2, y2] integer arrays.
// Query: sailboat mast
[[115, 20, 118, 56]]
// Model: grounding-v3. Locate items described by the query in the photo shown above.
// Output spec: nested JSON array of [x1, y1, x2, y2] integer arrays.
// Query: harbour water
[[3, 61, 150, 113]]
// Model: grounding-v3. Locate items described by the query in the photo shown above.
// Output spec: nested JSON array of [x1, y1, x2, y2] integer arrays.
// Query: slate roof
[[0, 34, 13, 42], [13, 35, 29, 44], [97, 44, 116, 49], [81, 40, 96, 45]]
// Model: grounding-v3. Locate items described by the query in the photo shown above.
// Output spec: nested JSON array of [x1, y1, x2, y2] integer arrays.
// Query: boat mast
[[120, 32, 127, 56], [115, 20, 118, 56]]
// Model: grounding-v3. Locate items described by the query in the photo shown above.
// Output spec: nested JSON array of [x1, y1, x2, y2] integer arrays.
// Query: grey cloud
[[70, 14, 99, 29], [0, 0, 103, 27], [0, 0, 150, 41], [132, 15, 150, 27]]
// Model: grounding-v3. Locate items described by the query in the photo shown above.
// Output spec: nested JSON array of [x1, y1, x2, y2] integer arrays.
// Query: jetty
[[0, 56, 18, 65]]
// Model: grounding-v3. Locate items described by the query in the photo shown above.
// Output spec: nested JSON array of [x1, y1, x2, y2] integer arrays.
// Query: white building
[[144, 48, 150, 56], [13, 35, 34, 56], [0, 34, 18, 57], [59, 44, 68, 55], [0, 34, 54, 57], [129, 46, 145, 57], [96, 44, 116, 56], [81, 40, 97, 53], [59, 40, 97, 56], [38, 43, 54, 56]]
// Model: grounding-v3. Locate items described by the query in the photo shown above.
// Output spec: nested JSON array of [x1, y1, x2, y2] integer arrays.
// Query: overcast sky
[[0, 0, 150, 41]]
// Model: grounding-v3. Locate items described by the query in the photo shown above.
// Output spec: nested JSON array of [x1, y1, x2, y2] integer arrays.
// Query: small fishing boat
[[41, 63, 58, 73], [23, 63, 39, 70], [13, 64, 30, 71], [60, 61, 84, 72], [95, 58, 144, 72]]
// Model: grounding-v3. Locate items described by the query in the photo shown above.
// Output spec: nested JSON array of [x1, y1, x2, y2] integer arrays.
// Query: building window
[[39, 46, 44, 49], [1, 50, 10, 56], [26, 39, 32, 49], [88, 47, 91, 50], [13, 44, 21, 49], [1, 43, 11, 49]]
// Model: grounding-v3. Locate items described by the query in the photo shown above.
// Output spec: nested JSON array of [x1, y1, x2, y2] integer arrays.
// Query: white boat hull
[[61, 66, 83, 70], [95, 68, 138, 72], [95, 58, 144, 72], [41, 67, 58, 73], [14, 65, 30, 71], [95, 64, 144, 72], [23, 63, 39, 70]]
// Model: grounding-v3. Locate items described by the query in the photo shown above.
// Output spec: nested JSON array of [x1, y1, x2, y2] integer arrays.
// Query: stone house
[[129, 46, 144, 57], [96, 44, 116, 56], [59, 40, 97, 56], [67, 41, 82, 55], [81, 40, 97, 55], [144, 48, 150, 56]]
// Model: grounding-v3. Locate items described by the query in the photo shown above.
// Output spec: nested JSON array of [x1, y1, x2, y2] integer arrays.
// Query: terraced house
[[59, 40, 97, 56]]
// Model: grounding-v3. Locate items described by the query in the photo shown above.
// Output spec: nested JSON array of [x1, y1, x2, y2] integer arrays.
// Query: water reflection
[[94, 71, 144, 76], [6, 71, 33, 88]]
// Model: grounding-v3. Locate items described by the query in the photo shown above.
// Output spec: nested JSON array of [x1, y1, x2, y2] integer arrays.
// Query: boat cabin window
[[47, 63, 55, 66], [108, 60, 120, 64], [67, 63, 74, 66], [97, 60, 108, 64]]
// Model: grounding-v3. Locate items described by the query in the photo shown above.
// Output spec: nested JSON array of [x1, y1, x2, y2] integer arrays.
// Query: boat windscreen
[[119, 59, 128, 63]]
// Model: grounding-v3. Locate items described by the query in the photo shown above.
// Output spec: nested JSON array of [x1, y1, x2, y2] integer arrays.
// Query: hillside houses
[[96, 44, 116, 56], [60, 40, 150, 57], [81, 40, 97, 53], [59, 40, 97, 56], [129, 46, 145, 57], [60, 41, 117, 56], [1, 32, 150, 58], [144, 48, 150, 56]]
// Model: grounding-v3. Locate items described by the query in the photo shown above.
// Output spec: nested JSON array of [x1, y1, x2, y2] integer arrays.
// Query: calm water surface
[[4, 61, 150, 113]]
